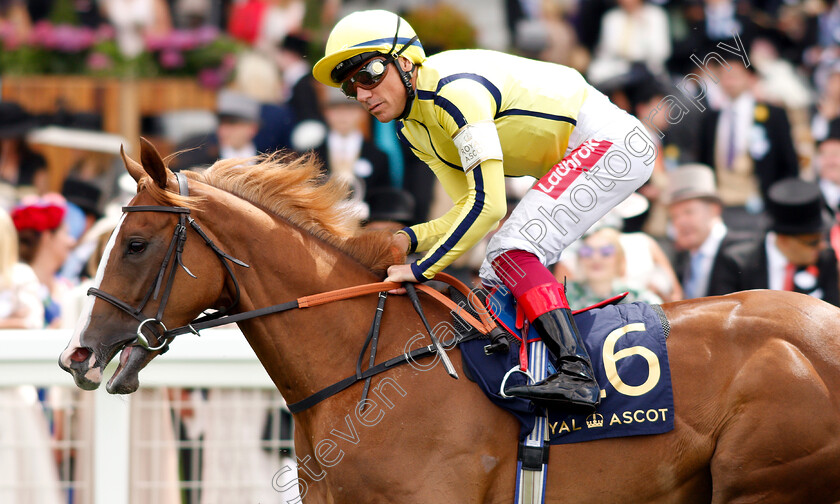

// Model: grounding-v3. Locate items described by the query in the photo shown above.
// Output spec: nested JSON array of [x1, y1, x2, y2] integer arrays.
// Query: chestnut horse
[[60, 140, 840, 503]]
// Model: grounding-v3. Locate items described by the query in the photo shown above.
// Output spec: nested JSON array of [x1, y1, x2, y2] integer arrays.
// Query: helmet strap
[[395, 61, 416, 121], [387, 15, 419, 120]]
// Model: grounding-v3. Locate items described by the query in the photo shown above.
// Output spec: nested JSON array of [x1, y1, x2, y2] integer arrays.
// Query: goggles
[[340, 57, 391, 98]]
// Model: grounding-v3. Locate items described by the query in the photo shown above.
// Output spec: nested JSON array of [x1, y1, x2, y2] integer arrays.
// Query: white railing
[[0, 328, 284, 504]]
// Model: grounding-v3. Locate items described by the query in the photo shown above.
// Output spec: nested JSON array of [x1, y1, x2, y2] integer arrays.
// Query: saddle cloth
[[459, 288, 674, 445]]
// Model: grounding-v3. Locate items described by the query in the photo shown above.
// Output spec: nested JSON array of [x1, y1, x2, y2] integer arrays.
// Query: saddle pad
[[459, 288, 674, 445]]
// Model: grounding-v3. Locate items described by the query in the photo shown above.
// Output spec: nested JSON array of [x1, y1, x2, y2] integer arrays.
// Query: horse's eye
[[127, 240, 147, 254]]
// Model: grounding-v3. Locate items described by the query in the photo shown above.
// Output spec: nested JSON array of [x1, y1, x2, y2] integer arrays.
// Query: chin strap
[[385, 15, 418, 120], [395, 61, 416, 120]]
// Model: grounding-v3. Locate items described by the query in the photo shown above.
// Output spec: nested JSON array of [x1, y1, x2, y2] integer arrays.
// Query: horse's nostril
[[69, 347, 91, 363]]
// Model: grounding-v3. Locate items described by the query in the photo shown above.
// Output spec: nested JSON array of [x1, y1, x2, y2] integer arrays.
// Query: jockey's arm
[[394, 77, 508, 281], [399, 158, 507, 281]]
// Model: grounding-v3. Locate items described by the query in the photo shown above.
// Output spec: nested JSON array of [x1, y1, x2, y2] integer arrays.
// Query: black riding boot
[[505, 306, 601, 414]]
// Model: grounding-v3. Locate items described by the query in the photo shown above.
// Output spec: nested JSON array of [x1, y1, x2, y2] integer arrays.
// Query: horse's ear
[[139, 137, 171, 189], [121, 144, 145, 183]]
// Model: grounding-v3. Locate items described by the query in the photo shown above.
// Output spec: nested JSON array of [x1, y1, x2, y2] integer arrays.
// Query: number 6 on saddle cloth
[[460, 287, 675, 446]]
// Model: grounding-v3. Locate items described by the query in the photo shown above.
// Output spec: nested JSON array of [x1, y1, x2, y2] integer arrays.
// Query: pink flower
[[198, 68, 223, 88], [170, 30, 199, 51], [86, 52, 113, 71], [95, 24, 116, 42], [194, 25, 220, 45], [159, 49, 185, 69], [145, 32, 168, 51], [31, 20, 56, 48]]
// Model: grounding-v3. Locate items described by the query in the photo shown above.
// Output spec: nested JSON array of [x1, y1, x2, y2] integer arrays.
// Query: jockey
[[313, 10, 655, 413]]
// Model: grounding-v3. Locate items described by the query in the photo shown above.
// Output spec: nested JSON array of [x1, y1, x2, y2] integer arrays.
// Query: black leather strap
[[287, 330, 480, 414], [358, 291, 388, 410], [518, 442, 550, 471]]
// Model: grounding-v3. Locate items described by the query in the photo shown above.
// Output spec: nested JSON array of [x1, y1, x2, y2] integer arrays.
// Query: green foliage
[[404, 4, 478, 55]]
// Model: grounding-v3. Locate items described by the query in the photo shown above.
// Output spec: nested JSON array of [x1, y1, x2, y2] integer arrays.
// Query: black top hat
[[366, 187, 415, 225], [0, 102, 38, 139], [61, 177, 103, 218], [717, 51, 757, 74], [820, 117, 840, 145], [281, 33, 309, 59], [766, 178, 833, 235]]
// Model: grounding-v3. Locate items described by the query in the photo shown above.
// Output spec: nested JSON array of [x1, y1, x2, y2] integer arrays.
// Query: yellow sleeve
[[401, 78, 508, 281], [408, 159, 507, 280]]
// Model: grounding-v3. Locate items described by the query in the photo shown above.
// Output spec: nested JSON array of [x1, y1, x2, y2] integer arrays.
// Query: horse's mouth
[[106, 344, 150, 394], [60, 335, 150, 393]]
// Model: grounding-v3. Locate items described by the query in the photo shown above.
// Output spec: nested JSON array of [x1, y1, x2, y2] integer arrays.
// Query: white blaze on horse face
[[61, 214, 127, 379]]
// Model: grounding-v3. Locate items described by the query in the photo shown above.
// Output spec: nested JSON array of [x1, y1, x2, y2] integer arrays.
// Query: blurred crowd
[[4, 0, 840, 501]]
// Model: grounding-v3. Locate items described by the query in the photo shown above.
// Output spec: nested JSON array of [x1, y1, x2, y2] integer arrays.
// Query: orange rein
[[296, 272, 498, 336]]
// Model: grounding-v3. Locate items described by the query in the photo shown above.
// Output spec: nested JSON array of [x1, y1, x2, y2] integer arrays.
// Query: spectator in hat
[[0, 207, 42, 329], [230, 50, 295, 154], [697, 52, 800, 232], [710, 178, 839, 306], [0, 101, 47, 210], [276, 32, 324, 126], [313, 85, 391, 214], [12, 194, 77, 326], [61, 177, 103, 237], [171, 90, 263, 171], [216, 90, 262, 161], [666, 164, 751, 300]]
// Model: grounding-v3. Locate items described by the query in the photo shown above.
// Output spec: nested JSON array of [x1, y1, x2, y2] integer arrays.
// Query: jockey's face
[[354, 57, 413, 123]]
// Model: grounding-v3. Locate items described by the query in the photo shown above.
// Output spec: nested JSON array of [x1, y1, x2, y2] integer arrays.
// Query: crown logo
[[586, 413, 604, 428]]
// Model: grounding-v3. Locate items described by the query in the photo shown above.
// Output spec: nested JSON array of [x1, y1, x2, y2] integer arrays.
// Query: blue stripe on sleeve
[[401, 226, 418, 253], [396, 126, 418, 152], [495, 108, 577, 125], [433, 95, 467, 128], [410, 262, 428, 282], [437, 74, 501, 116], [416, 166, 486, 275], [406, 120, 462, 170]]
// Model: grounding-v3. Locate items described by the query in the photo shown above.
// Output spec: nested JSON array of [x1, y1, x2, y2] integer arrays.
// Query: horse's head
[[59, 139, 233, 394]]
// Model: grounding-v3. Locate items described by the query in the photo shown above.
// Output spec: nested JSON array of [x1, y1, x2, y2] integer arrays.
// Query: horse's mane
[[140, 151, 402, 276]]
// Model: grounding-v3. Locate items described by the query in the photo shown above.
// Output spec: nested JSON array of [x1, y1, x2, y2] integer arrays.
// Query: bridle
[[88, 172, 249, 353]]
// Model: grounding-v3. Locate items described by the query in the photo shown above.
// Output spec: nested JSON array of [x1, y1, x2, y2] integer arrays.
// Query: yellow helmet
[[313, 10, 426, 88]]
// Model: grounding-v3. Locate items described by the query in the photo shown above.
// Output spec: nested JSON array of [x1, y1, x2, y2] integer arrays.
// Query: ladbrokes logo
[[535, 139, 613, 199]]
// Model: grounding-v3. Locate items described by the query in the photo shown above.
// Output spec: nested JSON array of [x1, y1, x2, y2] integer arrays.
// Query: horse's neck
[[204, 198, 388, 403]]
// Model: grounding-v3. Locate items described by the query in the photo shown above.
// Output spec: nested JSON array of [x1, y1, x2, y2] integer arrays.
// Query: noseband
[[88, 172, 249, 353]]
